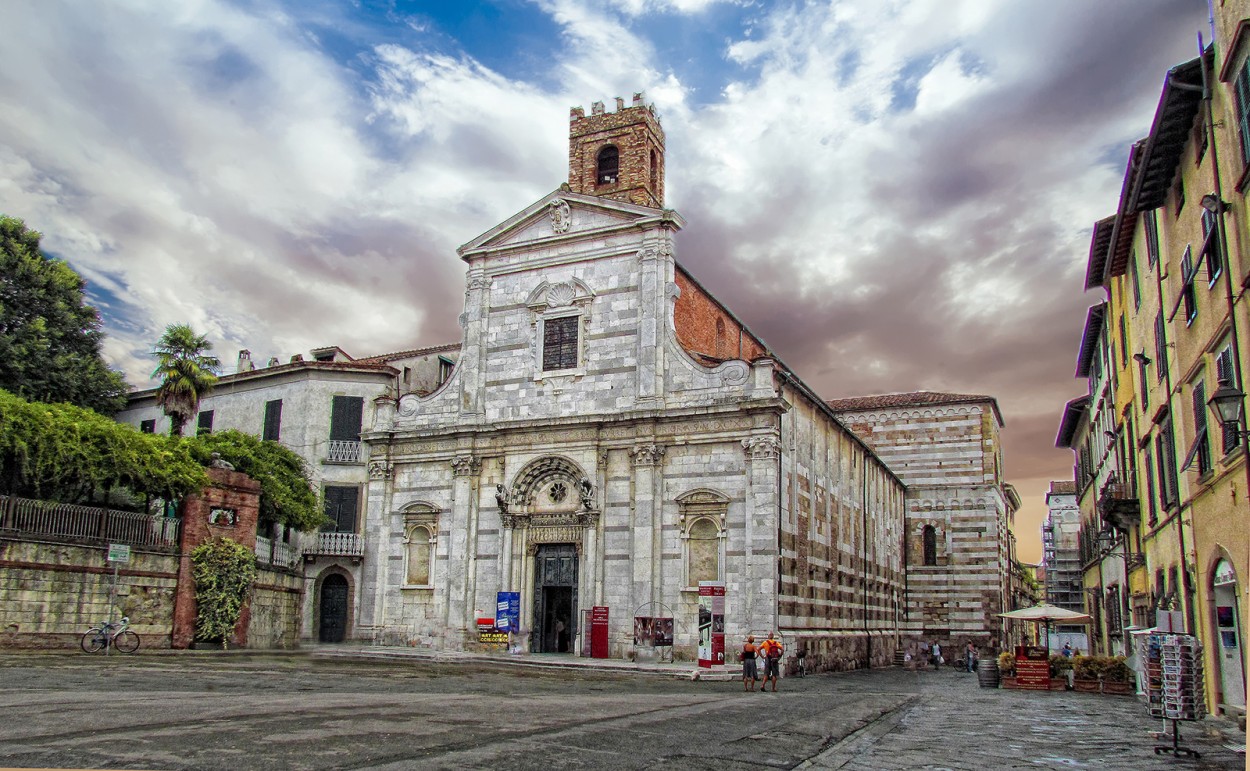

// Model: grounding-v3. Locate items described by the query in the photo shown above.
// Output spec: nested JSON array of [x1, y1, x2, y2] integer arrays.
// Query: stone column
[[447, 454, 480, 648], [635, 239, 672, 403], [629, 444, 665, 614], [458, 270, 491, 418], [359, 457, 394, 638], [742, 435, 781, 634]]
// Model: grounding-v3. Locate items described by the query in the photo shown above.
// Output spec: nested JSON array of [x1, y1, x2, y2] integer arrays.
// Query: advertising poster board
[[477, 616, 507, 646], [591, 606, 610, 659], [495, 591, 520, 633], [1014, 644, 1050, 690], [697, 582, 725, 668]]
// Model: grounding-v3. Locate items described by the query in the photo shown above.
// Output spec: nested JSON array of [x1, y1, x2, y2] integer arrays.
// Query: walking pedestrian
[[740, 635, 759, 691], [931, 640, 942, 670], [758, 632, 784, 692], [1061, 642, 1073, 658], [965, 641, 976, 673]]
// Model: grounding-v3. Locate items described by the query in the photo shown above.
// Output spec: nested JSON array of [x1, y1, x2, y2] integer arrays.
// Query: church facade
[[354, 95, 908, 669]]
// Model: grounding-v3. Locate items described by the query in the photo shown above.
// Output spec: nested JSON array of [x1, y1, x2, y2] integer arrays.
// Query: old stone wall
[[248, 567, 304, 649], [0, 537, 178, 649]]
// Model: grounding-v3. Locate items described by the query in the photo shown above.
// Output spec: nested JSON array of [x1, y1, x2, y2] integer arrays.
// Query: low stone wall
[[247, 568, 303, 649], [0, 536, 179, 649], [784, 632, 898, 674]]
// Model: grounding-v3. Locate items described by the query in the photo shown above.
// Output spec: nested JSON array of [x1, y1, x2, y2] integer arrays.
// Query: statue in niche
[[578, 478, 594, 510], [495, 484, 510, 514]]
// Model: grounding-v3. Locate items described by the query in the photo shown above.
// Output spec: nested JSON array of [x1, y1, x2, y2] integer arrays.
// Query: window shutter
[[323, 486, 359, 532], [542, 316, 579, 370], [329, 396, 364, 441], [263, 399, 283, 441]]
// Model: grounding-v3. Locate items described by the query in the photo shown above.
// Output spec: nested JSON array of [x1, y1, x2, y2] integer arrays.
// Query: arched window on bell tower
[[596, 145, 619, 185]]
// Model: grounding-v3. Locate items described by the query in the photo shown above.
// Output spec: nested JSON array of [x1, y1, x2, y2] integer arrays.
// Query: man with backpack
[[758, 632, 784, 692]]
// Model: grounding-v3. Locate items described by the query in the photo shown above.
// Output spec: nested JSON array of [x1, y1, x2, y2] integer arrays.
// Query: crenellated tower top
[[568, 92, 665, 208]]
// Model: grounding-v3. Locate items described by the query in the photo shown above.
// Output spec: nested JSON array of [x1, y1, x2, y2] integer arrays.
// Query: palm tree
[[152, 324, 221, 436]]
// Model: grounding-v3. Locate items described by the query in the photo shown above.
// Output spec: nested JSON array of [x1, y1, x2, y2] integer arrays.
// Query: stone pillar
[[635, 239, 672, 403], [629, 444, 664, 613], [458, 271, 491, 418], [446, 454, 480, 647], [172, 466, 262, 649], [742, 435, 781, 634], [359, 457, 394, 637]]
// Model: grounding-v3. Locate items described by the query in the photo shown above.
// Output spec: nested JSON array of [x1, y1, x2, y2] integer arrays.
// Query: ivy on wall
[[191, 537, 256, 648], [0, 388, 208, 503], [188, 430, 325, 533]]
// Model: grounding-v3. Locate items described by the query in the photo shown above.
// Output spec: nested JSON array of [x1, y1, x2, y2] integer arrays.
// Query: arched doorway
[[319, 573, 349, 643], [1211, 559, 1245, 709]]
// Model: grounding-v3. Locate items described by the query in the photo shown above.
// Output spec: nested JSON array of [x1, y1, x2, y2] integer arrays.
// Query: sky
[[0, 0, 1213, 563]]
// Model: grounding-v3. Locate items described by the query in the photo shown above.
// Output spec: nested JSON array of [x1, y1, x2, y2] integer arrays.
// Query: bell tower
[[568, 93, 665, 208]]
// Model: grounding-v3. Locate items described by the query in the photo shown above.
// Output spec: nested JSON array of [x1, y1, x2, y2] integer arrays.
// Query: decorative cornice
[[630, 444, 666, 466], [741, 436, 780, 460]]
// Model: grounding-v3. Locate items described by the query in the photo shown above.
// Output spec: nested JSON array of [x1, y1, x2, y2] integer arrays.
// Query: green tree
[[0, 215, 128, 414], [188, 430, 325, 533], [0, 388, 208, 503], [152, 323, 220, 436]]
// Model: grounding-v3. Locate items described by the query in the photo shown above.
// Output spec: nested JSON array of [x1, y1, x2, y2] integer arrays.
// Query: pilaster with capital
[[635, 236, 674, 402], [458, 269, 491, 417], [444, 454, 479, 637], [630, 442, 665, 612], [742, 433, 781, 631]]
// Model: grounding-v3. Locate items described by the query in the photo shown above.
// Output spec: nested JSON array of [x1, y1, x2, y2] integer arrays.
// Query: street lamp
[[1207, 380, 1249, 440]]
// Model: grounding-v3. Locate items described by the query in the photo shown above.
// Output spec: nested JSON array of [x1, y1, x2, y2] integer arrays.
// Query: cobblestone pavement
[[0, 653, 1241, 770]]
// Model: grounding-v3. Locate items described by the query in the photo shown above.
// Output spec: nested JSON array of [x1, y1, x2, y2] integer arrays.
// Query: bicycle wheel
[[113, 629, 140, 653], [81, 629, 105, 653]]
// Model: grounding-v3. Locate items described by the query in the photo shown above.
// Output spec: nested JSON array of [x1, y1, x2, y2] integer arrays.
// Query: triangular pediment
[[458, 190, 682, 258]]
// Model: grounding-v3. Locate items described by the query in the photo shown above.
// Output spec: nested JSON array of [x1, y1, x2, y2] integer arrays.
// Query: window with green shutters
[[263, 399, 282, 441], [1235, 57, 1250, 165], [329, 396, 363, 441]]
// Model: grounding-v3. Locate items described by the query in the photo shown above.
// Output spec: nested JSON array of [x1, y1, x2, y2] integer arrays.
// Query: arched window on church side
[[597, 145, 619, 185], [922, 525, 937, 566]]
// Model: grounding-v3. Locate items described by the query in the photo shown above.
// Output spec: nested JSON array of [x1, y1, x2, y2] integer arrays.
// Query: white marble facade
[[356, 189, 907, 664]]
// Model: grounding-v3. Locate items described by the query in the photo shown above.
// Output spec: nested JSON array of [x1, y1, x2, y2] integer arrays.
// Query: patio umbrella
[[998, 604, 1092, 649]]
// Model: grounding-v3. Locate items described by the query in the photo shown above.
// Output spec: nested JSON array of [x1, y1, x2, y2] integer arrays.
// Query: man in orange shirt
[[758, 632, 784, 692]]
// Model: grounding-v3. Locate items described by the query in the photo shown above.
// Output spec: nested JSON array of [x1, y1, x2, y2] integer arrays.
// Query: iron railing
[[0, 495, 179, 547], [326, 440, 362, 464], [254, 535, 300, 569], [304, 531, 364, 557]]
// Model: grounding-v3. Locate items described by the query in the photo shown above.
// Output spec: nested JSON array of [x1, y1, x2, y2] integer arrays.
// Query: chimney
[[237, 349, 255, 372]]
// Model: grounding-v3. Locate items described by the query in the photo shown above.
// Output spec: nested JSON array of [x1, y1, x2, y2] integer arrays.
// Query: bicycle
[[81, 617, 140, 654]]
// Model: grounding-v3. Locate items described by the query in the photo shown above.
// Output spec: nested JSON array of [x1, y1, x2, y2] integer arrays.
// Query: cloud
[[0, 0, 1209, 562]]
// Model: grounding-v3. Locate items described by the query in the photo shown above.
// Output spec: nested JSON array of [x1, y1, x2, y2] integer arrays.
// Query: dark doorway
[[319, 574, 349, 643], [532, 544, 578, 653]]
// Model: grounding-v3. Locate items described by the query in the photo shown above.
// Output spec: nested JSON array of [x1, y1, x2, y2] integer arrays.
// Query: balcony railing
[[254, 535, 300, 569], [326, 440, 363, 464], [304, 531, 364, 558], [1098, 480, 1140, 531], [0, 494, 179, 548]]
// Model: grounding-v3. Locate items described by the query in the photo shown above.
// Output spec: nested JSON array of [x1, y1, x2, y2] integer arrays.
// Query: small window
[[542, 316, 579, 371], [1190, 381, 1211, 475], [263, 399, 282, 442], [596, 145, 619, 185], [437, 356, 454, 385], [1174, 174, 1185, 216], [329, 396, 363, 442], [922, 525, 937, 566], [1236, 55, 1250, 164], [649, 149, 657, 187], [140, 419, 156, 434], [1216, 347, 1239, 455], [1144, 210, 1160, 267], [1153, 311, 1169, 382], [1129, 250, 1141, 309], [197, 410, 214, 436]]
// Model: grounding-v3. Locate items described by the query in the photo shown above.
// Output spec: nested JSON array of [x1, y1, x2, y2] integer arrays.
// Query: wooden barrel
[[977, 658, 1000, 688]]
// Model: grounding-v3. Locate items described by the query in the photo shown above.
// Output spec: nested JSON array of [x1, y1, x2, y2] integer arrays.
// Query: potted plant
[[1101, 656, 1133, 695], [998, 651, 1017, 688], [1049, 654, 1074, 690]]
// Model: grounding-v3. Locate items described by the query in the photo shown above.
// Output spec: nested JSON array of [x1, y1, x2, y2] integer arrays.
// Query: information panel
[[697, 582, 725, 668]]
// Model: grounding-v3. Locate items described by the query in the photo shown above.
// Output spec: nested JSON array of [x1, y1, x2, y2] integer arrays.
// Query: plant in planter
[[997, 651, 1015, 676], [1102, 656, 1131, 683], [1049, 654, 1074, 678]]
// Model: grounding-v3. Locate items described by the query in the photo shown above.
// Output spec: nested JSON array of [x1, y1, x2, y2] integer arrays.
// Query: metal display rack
[[1145, 633, 1206, 759]]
